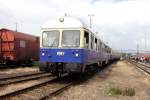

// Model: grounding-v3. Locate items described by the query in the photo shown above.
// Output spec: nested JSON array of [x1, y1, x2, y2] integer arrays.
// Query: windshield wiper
[[50, 38, 57, 47]]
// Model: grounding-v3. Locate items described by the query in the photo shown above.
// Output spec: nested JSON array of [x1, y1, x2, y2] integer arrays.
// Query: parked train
[[0, 28, 39, 65], [39, 16, 120, 77]]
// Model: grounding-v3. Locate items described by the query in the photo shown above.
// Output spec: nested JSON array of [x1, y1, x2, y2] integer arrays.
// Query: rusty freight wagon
[[0, 28, 39, 65]]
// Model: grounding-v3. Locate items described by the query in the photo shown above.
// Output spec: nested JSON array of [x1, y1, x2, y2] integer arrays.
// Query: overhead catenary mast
[[145, 32, 146, 53], [15, 22, 18, 32], [137, 44, 139, 56], [88, 14, 94, 29]]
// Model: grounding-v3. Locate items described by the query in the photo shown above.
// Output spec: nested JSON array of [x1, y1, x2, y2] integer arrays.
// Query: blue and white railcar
[[39, 16, 111, 76]]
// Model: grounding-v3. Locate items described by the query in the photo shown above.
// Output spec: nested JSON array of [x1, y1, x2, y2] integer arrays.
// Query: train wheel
[[38, 62, 48, 72], [79, 72, 86, 79], [68, 72, 72, 76], [6, 60, 13, 67], [57, 72, 62, 78]]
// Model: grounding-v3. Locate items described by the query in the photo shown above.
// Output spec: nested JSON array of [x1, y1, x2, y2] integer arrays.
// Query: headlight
[[42, 53, 45, 56], [75, 53, 79, 57]]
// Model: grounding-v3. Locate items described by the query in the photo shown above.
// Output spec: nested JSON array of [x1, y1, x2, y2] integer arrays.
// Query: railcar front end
[[39, 28, 85, 76], [39, 17, 115, 77]]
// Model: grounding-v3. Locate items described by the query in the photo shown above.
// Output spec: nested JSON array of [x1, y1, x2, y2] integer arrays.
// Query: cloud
[[0, 0, 150, 51]]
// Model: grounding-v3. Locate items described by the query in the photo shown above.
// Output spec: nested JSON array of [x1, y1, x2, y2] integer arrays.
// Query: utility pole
[[121, 49, 122, 58], [88, 14, 94, 29], [15, 22, 18, 32], [137, 44, 139, 56], [64, 13, 67, 16], [145, 32, 146, 53]]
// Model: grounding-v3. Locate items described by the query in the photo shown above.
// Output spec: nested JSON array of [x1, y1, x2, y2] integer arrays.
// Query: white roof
[[41, 16, 85, 29]]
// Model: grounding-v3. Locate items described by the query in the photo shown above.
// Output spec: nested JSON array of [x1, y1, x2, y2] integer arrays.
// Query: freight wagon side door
[[14, 39, 27, 61], [20, 40, 27, 60], [14, 33, 37, 62]]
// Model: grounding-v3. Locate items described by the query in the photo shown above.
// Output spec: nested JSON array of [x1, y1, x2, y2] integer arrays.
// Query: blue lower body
[[40, 48, 84, 63], [39, 48, 104, 73]]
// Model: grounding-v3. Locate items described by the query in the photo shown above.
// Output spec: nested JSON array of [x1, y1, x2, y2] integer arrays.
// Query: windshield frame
[[42, 30, 60, 47], [61, 30, 80, 47]]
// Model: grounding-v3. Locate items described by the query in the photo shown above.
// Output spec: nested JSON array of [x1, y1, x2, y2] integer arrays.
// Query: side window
[[91, 35, 94, 50], [98, 41, 100, 51], [20, 40, 26, 48], [84, 31, 89, 49], [97, 40, 100, 51], [95, 38, 97, 51], [99, 41, 102, 51], [102, 43, 104, 52]]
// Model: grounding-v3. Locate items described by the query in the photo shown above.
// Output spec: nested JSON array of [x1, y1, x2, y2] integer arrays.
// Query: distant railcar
[[136, 54, 150, 62], [39, 16, 120, 77], [0, 28, 39, 65]]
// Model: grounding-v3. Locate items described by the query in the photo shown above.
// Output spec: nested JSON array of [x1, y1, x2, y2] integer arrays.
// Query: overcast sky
[[0, 0, 150, 51]]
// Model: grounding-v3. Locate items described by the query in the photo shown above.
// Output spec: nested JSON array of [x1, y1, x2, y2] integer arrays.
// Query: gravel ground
[[51, 60, 150, 100]]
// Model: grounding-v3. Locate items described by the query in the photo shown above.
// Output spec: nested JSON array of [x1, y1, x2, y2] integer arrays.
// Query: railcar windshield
[[42, 31, 59, 47], [62, 30, 80, 47]]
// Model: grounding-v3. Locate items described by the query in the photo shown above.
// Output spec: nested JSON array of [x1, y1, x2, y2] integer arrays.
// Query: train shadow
[[53, 60, 119, 86], [73, 62, 116, 85]]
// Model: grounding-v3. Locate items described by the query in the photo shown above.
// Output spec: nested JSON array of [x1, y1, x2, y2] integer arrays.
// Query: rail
[[0, 76, 57, 98], [0, 72, 52, 85], [127, 60, 150, 75], [39, 82, 73, 100]]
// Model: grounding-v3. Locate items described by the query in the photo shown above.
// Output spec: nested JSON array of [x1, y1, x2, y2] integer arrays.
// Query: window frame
[[61, 30, 80, 47], [42, 30, 60, 47], [84, 30, 90, 49]]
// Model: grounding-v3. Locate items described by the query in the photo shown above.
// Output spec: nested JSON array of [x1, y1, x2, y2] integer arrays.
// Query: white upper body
[[41, 16, 87, 29]]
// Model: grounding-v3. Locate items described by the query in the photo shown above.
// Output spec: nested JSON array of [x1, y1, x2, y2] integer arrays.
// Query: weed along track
[[106, 87, 135, 97]]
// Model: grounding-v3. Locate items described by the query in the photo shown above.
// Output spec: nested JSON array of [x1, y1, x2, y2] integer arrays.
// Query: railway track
[[0, 75, 57, 98], [0, 71, 44, 80], [39, 82, 73, 100], [128, 60, 150, 75], [0, 72, 72, 99], [0, 72, 52, 85]]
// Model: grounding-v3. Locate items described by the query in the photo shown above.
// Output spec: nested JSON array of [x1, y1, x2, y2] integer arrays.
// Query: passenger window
[[95, 38, 97, 51], [91, 35, 94, 50], [98, 41, 101, 51], [102, 43, 104, 52], [97, 41, 100, 51], [84, 31, 89, 49], [99, 42, 102, 51]]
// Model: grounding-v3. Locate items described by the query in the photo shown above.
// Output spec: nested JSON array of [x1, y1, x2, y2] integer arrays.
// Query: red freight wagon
[[0, 28, 39, 64]]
